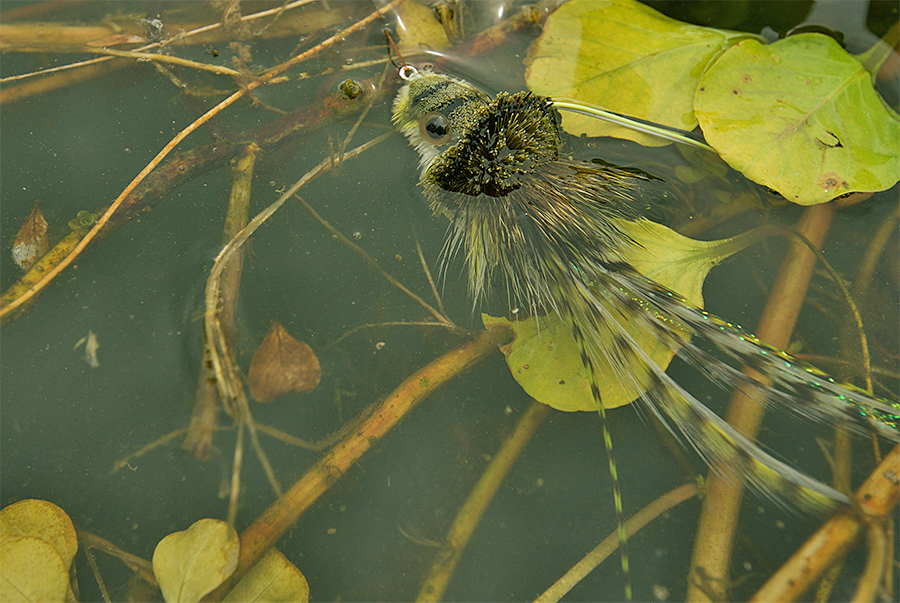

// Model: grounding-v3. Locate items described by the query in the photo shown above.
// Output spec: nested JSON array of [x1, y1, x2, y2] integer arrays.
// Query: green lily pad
[[525, 0, 757, 146], [484, 219, 759, 411], [694, 33, 900, 205]]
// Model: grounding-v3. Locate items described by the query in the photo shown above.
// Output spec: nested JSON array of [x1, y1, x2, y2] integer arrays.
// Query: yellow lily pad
[[694, 33, 900, 205], [484, 219, 757, 411], [0, 499, 78, 571], [0, 537, 69, 603], [525, 0, 757, 146], [394, 0, 451, 57], [153, 518, 239, 603], [223, 549, 309, 603]]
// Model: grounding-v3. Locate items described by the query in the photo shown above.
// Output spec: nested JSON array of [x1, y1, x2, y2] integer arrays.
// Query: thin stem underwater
[[688, 203, 836, 603], [0, 0, 403, 322]]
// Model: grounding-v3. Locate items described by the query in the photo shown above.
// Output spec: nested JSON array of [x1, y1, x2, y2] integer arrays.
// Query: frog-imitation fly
[[391, 66, 900, 599]]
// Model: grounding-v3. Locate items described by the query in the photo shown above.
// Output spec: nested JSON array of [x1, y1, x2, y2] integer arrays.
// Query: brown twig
[[535, 483, 700, 603], [76, 529, 157, 588], [203, 329, 498, 602], [201, 135, 391, 520], [417, 400, 551, 602], [297, 195, 456, 327], [416, 237, 449, 319], [184, 144, 259, 459], [0, 0, 328, 84], [327, 321, 467, 349], [687, 203, 836, 603], [749, 443, 899, 602], [83, 47, 244, 77], [0, 1, 402, 323], [82, 546, 112, 603], [111, 428, 189, 474], [852, 522, 887, 603]]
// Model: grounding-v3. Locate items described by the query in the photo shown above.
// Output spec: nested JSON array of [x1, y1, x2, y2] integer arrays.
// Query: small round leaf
[[0, 537, 68, 603], [0, 499, 78, 570], [223, 549, 309, 603], [153, 518, 239, 603]]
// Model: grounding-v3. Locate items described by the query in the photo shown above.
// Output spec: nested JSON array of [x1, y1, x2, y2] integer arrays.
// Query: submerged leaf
[[11, 201, 49, 271], [248, 322, 321, 402], [484, 219, 756, 411], [153, 518, 239, 603], [525, 0, 757, 146], [223, 549, 309, 603], [695, 33, 900, 205], [0, 499, 78, 571], [0, 537, 68, 603]]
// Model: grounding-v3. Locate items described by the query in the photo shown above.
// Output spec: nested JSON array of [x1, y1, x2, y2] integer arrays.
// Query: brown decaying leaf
[[248, 322, 321, 402], [11, 201, 49, 270]]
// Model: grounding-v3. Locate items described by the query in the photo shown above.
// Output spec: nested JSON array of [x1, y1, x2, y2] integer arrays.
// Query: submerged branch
[[536, 483, 700, 603], [204, 329, 498, 601], [0, 72, 386, 325], [687, 203, 836, 603], [417, 400, 551, 602], [750, 443, 900, 602]]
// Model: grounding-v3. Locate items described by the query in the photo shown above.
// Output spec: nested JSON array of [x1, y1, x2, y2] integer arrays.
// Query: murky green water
[[1, 1, 897, 601]]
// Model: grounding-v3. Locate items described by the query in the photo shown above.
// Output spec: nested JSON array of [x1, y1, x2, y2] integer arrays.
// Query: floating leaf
[[152, 518, 239, 603], [525, 0, 757, 146], [0, 499, 78, 570], [394, 0, 451, 56], [484, 219, 758, 411], [248, 322, 321, 403], [11, 201, 49, 270], [0, 537, 69, 603], [223, 549, 309, 603], [694, 33, 900, 205]]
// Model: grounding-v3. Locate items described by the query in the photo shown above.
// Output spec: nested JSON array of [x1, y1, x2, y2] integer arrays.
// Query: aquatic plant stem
[[297, 195, 455, 327], [417, 400, 551, 602], [749, 443, 899, 602], [0, 0, 403, 323], [185, 145, 259, 459], [0, 0, 321, 86], [203, 330, 497, 602], [687, 203, 835, 602], [852, 522, 887, 603], [535, 483, 700, 603]]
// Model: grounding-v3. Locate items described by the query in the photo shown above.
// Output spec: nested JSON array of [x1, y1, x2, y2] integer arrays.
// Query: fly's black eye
[[420, 112, 452, 145]]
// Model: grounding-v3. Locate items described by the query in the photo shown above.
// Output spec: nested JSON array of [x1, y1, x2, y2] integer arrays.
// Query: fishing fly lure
[[392, 65, 899, 596]]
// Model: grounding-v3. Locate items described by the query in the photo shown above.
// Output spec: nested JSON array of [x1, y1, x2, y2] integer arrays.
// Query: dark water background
[[1, 1, 897, 601]]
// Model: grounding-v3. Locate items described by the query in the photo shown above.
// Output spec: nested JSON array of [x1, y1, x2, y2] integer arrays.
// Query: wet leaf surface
[[525, 0, 756, 146], [484, 219, 755, 411], [248, 322, 321, 403], [0, 537, 68, 603], [695, 33, 900, 205], [152, 518, 239, 603], [0, 499, 77, 570], [223, 548, 309, 603]]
